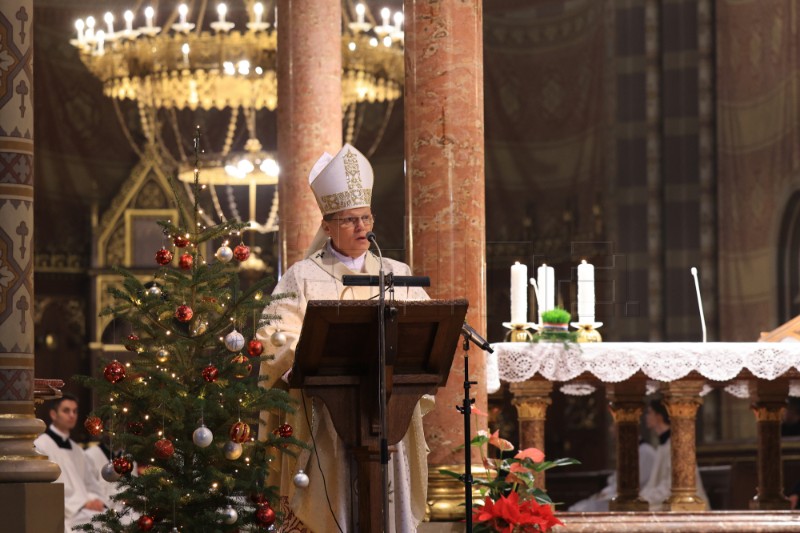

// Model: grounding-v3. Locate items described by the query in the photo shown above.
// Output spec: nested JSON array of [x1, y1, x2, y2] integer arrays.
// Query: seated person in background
[[34, 393, 109, 531], [640, 399, 709, 510], [568, 421, 656, 512]]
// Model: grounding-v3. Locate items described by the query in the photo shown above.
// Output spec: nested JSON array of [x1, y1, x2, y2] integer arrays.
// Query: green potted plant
[[541, 308, 571, 332]]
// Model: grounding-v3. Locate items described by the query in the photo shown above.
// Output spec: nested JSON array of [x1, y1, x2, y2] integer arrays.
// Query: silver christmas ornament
[[215, 245, 233, 263], [223, 440, 243, 460], [192, 425, 214, 448], [101, 461, 121, 482], [224, 329, 245, 352], [293, 469, 310, 488], [222, 505, 238, 525], [270, 330, 287, 347], [146, 285, 162, 297]]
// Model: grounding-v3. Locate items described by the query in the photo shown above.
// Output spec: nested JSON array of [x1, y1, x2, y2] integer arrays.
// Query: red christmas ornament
[[230, 353, 252, 379], [127, 421, 144, 435], [137, 515, 155, 531], [247, 339, 264, 357], [84, 416, 103, 436], [173, 234, 190, 248], [233, 243, 250, 261], [175, 305, 193, 323], [154, 438, 175, 459], [277, 423, 293, 438], [103, 360, 126, 384], [202, 364, 219, 383], [178, 252, 193, 270], [255, 505, 276, 526], [155, 247, 173, 266], [229, 421, 251, 443], [112, 456, 133, 475], [250, 492, 268, 507], [124, 334, 139, 352]]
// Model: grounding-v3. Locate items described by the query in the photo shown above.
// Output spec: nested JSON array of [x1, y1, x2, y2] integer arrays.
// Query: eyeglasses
[[330, 214, 375, 228]]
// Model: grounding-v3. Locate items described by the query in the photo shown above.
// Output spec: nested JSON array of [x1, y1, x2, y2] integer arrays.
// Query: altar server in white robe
[[258, 144, 432, 533], [34, 393, 109, 531], [640, 399, 708, 510]]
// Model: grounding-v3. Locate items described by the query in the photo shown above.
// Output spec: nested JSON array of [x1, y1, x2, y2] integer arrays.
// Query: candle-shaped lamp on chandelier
[[571, 259, 603, 342]]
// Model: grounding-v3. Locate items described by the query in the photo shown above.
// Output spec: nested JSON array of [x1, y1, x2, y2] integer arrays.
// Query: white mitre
[[303, 144, 374, 257], [309, 143, 374, 216]]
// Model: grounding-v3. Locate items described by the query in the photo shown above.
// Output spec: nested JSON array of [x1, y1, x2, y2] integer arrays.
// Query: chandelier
[[70, 2, 404, 111], [70, 1, 403, 253]]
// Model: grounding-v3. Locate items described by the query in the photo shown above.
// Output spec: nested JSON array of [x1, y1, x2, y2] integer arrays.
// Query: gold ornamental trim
[[0, 403, 35, 415], [0, 138, 33, 155], [0, 184, 33, 199], [514, 400, 551, 421], [610, 406, 642, 424], [320, 188, 371, 214], [664, 401, 702, 419], [753, 406, 785, 422]]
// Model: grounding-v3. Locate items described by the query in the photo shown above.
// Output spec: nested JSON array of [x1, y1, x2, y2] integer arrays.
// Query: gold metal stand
[[570, 322, 603, 343]]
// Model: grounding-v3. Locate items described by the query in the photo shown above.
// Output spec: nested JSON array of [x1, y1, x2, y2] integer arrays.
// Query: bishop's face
[[50, 399, 78, 434], [322, 206, 374, 259]]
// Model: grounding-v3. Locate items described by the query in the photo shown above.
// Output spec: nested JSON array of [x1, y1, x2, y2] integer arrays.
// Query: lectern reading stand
[[290, 298, 468, 533]]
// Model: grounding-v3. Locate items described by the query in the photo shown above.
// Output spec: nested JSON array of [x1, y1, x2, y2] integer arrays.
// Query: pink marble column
[[404, 0, 487, 516], [276, 0, 342, 271]]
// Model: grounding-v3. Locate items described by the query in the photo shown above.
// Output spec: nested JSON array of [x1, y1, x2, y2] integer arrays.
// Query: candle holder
[[502, 322, 536, 342], [570, 322, 603, 343]]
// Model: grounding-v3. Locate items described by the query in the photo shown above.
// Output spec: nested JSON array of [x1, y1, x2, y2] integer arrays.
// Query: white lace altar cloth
[[489, 342, 800, 388]]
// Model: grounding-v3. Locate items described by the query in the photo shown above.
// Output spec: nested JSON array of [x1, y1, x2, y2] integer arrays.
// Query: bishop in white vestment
[[258, 144, 432, 532]]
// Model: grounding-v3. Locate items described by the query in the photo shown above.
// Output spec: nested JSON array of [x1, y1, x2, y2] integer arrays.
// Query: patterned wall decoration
[[0, 0, 34, 405], [717, 0, 800, 340]]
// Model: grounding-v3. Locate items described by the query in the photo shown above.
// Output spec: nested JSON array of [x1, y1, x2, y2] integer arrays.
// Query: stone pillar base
[[0, 482, 64, 532], [663, 493, 707, 511], [609, 496, 648, 512], [749, 495, 791, 511]]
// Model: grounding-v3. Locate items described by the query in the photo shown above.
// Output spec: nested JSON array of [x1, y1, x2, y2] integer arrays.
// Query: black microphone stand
[[368, 232, 392, 533], [457, 323, 493, 533]]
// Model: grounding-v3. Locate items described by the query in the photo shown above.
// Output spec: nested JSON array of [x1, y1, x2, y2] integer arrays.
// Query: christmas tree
[[75, 130, 298, 532]]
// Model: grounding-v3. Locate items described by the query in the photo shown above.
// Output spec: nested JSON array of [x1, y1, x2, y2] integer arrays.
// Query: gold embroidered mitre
[[308, 143, 374, 215]]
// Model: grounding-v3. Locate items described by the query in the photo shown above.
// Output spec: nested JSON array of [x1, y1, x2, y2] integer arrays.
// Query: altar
[[490, 342, 800, 512]]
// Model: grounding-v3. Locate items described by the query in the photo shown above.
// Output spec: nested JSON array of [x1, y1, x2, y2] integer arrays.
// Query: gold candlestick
[[571, 322, 603, 343], [503, 322, 536, 342]]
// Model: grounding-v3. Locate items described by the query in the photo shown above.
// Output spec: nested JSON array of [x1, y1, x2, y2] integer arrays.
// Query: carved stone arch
[[777, 190, 800, 323]]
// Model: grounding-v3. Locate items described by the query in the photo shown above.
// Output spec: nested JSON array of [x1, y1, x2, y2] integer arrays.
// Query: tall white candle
[[537, 264, 554, 323], [510, 262, 527, 324], [254, 2, 264, 24], [178, 4, 188, 25], [380, 7, 391, 27], [356, 3, 366, 24], [217, 3, 227, 23], [75, 19, 85, 43], [577, 260, 595, 323]]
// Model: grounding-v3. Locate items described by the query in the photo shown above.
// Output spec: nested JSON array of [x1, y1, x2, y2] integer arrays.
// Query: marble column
[[510, 380, 552, 490], [404, 0, 486, 520], [607, 381, 648, 511], [662, 380, 706, 511], [276, 0, 342, 271], [0, 0, 59, 484], [749, 379, 790, 510]]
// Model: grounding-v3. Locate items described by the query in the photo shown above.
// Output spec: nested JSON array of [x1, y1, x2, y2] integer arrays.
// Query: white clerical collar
[[327, 241, 367, 272], [49, 424, 70, 441]]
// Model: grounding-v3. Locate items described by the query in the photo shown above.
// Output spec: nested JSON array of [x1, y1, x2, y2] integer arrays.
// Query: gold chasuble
[[257, 242, 432, 532]]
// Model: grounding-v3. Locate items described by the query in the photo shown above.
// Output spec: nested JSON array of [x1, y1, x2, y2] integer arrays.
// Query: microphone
[[690, 267, 707, 343], [366, 231, 378, 245], [462, 322, 494, 353]]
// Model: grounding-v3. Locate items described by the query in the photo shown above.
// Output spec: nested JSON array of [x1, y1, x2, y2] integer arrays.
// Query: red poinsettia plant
[[441, 414, 579, 533]]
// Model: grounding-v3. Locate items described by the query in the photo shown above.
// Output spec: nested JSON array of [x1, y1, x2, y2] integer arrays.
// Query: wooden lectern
[[290, 299, 468, 533]]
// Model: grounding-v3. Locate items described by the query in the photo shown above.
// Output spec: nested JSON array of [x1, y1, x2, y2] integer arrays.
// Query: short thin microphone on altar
[[366, 231, 377, 244], [691, 267, 707, 343]]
